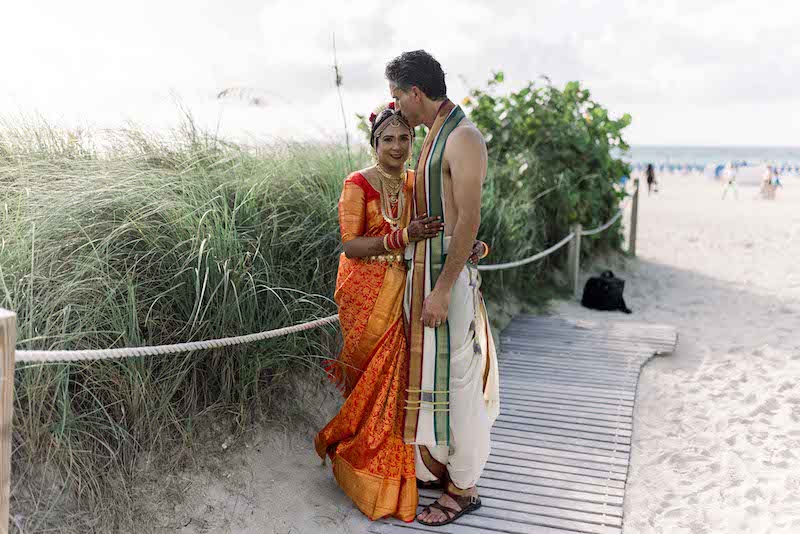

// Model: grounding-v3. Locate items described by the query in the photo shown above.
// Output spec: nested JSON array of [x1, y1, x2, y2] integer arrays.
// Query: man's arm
[[421, 126, 488, 328]]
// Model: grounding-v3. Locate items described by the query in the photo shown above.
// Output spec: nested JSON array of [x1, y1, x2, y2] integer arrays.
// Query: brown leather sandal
[[417, 490, 482, 527]]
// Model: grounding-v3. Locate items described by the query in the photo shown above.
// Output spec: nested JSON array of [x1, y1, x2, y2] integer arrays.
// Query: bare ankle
[[446, 481, 477, 496]]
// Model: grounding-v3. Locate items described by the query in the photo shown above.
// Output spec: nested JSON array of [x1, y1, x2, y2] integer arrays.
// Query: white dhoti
[[410, 265, 500, 489]]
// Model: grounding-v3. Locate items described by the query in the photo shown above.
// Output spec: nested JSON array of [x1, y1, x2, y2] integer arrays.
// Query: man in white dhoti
[[386, 50, 500, 527]]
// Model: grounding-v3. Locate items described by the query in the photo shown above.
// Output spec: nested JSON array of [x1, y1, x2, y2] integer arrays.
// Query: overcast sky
[[3, 0, 798, 146]]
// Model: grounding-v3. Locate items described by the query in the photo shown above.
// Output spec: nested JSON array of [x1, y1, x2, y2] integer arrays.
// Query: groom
[[387, 50, 500, 526]]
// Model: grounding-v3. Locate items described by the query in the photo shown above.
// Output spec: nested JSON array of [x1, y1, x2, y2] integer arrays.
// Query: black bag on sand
[[581, 271, 632, 314]]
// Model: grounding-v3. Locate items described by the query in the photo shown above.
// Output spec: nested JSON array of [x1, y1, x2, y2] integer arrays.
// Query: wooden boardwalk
[[371, 315, 678, 534]]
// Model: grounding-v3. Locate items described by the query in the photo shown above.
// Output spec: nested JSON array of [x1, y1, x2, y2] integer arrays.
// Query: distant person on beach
[[772, 166, 783, 198], [646, 164, 658, 195], [721, 162, 738, 200], [760, 165, 775, 200]]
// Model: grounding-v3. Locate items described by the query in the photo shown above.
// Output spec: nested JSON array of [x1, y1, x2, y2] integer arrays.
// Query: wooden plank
[[501, 391, 635, 410], [487, 452, 628, 483], [498, 411, 634, 432], [500, 381, 636, 402], [506, 318, 676, 337], [502, 346, 647, 365], [490, 431, 630, 460], [455, 486, 623, 519], [501, 334, 663, 351], [500, 359, 641, 379], [491, 427, 631, 455], [491, 441, 630, 472], [494, 415, 633, 438], [501, 403, 634, 424], [507, 323, 678, 344], [501, 341, 655, 359], [500, 395, 635, 415], [0, 309, 16, 534], [501, 332, 674, 351], [500, 360, 641, 381], [500, 369, 639, 390], [476, 477, 624, 507], [481, 466, 626, 496], [499, 407, 632, 428], [492, 421, 632, 447]]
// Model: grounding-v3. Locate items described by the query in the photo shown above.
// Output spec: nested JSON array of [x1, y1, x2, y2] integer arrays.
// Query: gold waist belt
[[364, 254, 404, 264]]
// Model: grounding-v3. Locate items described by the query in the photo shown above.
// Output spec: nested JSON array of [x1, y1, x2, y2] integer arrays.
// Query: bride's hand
[[407, 215, 444, 242], [468, 241, 486, 265]]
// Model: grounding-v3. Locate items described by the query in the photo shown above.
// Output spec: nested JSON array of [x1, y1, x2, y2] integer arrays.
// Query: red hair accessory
[[369, 112, 377, 123], [388, 102, 395, 110]]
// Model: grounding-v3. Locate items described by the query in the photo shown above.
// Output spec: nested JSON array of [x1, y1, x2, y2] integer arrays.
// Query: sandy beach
[[161, 173, 800, 534], [557, 173, 800, 533]]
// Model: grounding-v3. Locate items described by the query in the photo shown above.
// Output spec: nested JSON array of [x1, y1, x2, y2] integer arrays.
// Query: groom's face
[[390, 83, 422, 128]]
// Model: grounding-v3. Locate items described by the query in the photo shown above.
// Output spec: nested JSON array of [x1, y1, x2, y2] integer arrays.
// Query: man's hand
[[421, 289, 450, 329]]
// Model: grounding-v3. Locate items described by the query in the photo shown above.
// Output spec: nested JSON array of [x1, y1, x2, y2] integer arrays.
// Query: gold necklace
[[376, 164, 405, 196], [375, 164, 406, 229]]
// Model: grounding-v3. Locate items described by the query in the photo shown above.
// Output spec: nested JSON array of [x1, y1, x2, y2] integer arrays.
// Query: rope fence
[[476, 232, 576, 272], [16, 314, 340, 364]]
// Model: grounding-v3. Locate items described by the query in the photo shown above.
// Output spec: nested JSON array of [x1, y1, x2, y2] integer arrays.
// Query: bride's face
[[376, 122, 412, 171]]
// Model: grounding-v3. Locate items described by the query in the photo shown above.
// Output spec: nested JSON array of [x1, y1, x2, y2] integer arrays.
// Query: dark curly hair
[[385, 50, 447, 100]]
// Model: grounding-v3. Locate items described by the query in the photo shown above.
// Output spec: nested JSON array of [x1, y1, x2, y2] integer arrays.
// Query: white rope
[[477, 233, 575, 272], [581, 196, 632, 237], [16, 314, 340, 363], [477, 195, 631, 271], [581, 207, 624, 236]]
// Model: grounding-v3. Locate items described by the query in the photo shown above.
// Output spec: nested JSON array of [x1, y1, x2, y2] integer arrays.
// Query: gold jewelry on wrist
[[479, 241, 490, 259], [402, 228, 410, 247], [383, 235, 391, 252]]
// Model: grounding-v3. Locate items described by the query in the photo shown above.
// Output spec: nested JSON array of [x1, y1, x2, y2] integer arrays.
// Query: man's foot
[[417, 478, 445, 490], [416, 485, 481, 526]]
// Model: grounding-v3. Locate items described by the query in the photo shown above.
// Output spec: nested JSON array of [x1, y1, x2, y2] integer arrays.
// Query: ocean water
[[624, 145, 800, 171]]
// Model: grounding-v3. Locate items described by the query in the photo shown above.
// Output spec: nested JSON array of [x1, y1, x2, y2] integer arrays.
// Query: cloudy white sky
[[3, 0, 798, 146]]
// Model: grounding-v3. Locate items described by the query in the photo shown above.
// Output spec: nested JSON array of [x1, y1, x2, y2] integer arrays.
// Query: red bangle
[[386, 230, 398, 250], [391, 229, 403, 250]]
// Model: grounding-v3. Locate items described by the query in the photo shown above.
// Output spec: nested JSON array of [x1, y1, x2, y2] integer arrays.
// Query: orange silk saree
[[314, 171, 418, 522]]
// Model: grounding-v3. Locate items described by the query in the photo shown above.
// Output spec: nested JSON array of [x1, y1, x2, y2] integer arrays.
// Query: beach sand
[[555, 173, 800, 533], [157, 174, 799, 534]]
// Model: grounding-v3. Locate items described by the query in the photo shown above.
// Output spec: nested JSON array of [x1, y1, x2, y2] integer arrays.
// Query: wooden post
[[0, 309, 15, 534], [629, 179, 640, 256], [567, 224, 582, 300]]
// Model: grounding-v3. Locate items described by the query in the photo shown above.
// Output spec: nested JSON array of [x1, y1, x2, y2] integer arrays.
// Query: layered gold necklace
[[376, 163, 406, 230]]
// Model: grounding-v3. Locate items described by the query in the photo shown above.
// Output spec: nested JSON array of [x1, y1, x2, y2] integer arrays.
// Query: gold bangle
[[383, 235, 391, 252], [479, 241, 490, 259], [402, 228, 410, 247]]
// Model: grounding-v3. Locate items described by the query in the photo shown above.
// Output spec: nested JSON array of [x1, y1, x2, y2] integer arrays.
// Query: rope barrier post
[[567, 224, 582, 300], [629, 179, 640, 256], [0, 309, 16, 534]]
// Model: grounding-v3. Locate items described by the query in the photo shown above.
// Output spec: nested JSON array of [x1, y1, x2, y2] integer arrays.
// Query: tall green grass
[[0, 118, 620, 530]]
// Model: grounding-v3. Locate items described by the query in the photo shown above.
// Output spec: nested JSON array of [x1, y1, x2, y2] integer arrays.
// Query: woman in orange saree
[[314, 104, 444, 522]]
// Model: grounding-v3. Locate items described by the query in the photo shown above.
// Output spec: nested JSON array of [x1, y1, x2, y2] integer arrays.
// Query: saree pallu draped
[[314, 171, 418, 522]]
